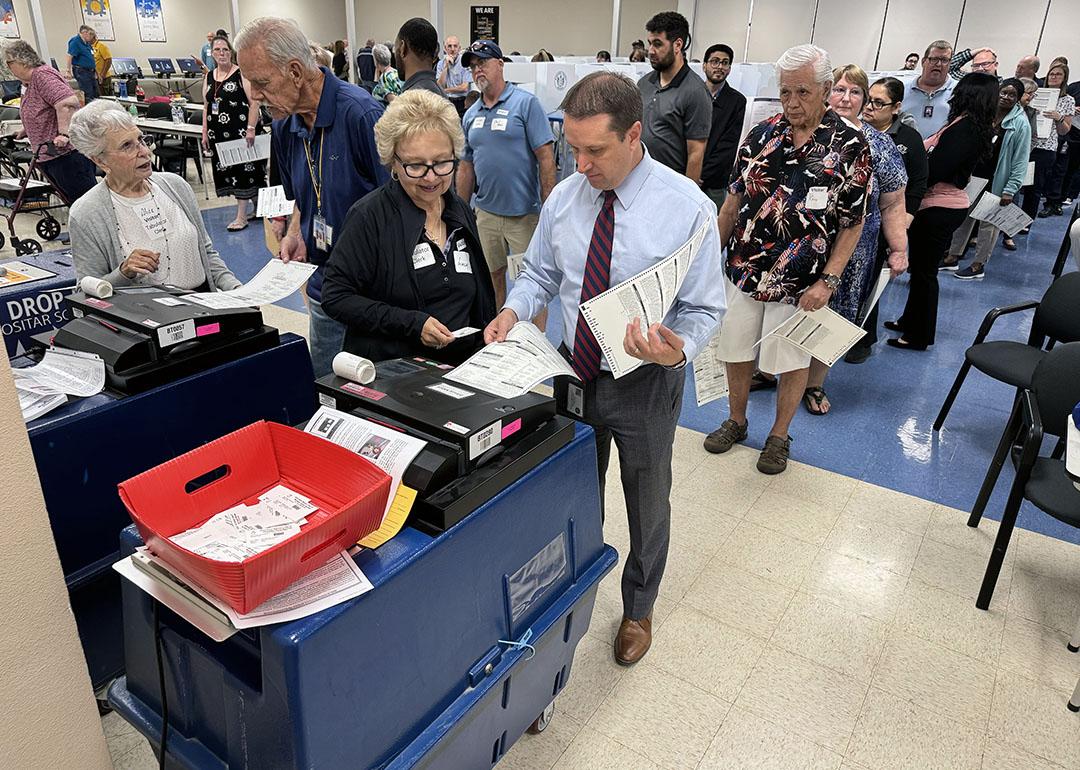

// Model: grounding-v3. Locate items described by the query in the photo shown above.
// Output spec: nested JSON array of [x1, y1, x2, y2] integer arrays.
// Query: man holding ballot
[[483, 71, 725, 667]]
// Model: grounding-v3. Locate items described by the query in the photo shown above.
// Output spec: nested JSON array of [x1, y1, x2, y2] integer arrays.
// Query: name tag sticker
[[491, 118, 508, 131], [806, 186, 828, 210], [472, 116, 485, 129], [496, 108, 509, 116], [454, 251, 472, 273], [412, 243, 437, 269]]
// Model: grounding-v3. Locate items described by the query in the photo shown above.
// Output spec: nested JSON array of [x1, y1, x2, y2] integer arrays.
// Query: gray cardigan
[[68, 172, 242, 291]]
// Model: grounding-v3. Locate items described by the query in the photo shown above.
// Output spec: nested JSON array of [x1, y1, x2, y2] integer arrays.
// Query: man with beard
[[700, 42, 746, 208], [636, 11, 712, 180], [902, 40, 958, 138], [457, 40, 556, 311]]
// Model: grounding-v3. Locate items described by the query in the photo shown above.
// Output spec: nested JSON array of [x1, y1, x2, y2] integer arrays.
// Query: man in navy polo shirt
[[236, 17, 388, 377], [66, 25, 98, 101], [456, 40, 555, 312]]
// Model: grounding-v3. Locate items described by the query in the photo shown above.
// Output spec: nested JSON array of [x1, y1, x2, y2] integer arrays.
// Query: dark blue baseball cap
[[462, 40, 506, 67]]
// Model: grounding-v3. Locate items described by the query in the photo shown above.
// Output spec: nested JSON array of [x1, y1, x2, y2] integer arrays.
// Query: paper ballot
[[577, 220, 709, 379], [14, 348, 105, 397], [256, 185, 294, 218], [764, 307, 866, 367], [693, 332, 728, 407], [963, 176, 988, 205], [1031, 88, 1059, 140], [214, 133, 271, 167], [860, 268, 892, 328], [185, 259, 317, 309], [445, 321, 576, 398], [304, 407, 426, 533], [969, 192, 1034, 238], [16, 377, 68, 423]]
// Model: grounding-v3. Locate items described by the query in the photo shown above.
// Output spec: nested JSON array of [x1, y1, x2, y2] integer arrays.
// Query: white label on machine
[[427, 382, 474, 399], [157, 319, 195, 348], [317, 392, 336, 408], [468, 420, 502, 460]]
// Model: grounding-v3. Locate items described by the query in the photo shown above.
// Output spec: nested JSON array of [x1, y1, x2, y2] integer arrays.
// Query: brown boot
[[614, 615, 652, 666]]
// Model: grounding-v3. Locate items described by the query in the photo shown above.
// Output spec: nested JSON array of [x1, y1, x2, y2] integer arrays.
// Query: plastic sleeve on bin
[[507, 533, 568, 623]]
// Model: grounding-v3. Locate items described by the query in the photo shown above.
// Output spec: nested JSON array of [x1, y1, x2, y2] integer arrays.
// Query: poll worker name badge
[[566, 381, 584, 418], [472, 116, 485, 130], [313, 214, 333, 251], [211, 100, 220, 115], [805, 186, 828, 210], [923, 105, 934, 119], [412, 243, 437, 269], [491, 118, 508, 132], [456, 239, 466, 251], [454, 251, 472, 274]]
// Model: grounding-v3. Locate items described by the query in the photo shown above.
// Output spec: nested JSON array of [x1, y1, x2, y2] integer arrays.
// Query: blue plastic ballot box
[[108, 423, 616, 769], [26, 333, 317, 690], [0, 249, 77, 358]]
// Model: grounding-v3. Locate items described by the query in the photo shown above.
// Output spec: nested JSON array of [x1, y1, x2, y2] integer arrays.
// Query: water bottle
[[117, 79, 127, 99], [170, 101, 184, 125], [129, 104, 138, 118]]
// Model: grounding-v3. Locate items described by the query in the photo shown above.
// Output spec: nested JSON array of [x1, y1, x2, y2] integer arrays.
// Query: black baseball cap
[[462, 40, 507, 67]]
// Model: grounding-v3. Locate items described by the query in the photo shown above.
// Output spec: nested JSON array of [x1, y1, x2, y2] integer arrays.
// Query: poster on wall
[[82, 0, 115, 41], [470, 6, 499, 45], [0, 0, 20, 39], [135, 0, 166, 43]]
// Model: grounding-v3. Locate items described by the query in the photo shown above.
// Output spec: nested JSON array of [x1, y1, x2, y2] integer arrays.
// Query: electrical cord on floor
[[152, 601, 170, 770]]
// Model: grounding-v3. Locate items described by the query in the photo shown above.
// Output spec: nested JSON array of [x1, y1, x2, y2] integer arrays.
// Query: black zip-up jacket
[[322, 180, 497, 364]]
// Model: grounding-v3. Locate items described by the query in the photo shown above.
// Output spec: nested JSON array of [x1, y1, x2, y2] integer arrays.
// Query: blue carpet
[[203, 203, 1079, 543]]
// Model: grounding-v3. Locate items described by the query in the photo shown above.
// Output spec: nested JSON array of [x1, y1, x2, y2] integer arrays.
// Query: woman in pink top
[[3, 40, 97, 203], [886, 73, 998, 350]]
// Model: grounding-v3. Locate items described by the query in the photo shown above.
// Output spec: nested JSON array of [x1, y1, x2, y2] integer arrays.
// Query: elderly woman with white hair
[[321, 89, 495, 364], [66, 100, 241, 291], [3, 40, 98, 202], [371, 43, 403, 104]]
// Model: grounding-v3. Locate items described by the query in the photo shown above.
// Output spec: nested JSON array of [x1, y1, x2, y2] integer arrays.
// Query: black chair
[[972, 342, 1080, 610], [934, 271, 1080, 432], [148, 105, 204, 184], [1051, 202, 1079, 279]]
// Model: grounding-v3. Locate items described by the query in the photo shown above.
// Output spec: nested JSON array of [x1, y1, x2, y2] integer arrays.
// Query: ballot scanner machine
[[109, 417, 615, 769], [23, 290, 317, 692], [314, 356, 576, 533]]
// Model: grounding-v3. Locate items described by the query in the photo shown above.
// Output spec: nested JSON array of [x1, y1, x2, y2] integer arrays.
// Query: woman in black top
[[887, 72, 998, 350], [332, 40, 349, 81], [322, 90, 496, 364], [846, 76, 929, 360]]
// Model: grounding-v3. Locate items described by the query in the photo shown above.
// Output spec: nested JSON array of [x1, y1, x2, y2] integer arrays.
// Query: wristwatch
[[820, 273, 841, 292], [664, 352, 688, 370]]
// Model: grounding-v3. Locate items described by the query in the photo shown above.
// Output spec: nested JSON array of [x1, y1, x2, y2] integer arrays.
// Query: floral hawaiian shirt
[[726, 109, 871, 303]]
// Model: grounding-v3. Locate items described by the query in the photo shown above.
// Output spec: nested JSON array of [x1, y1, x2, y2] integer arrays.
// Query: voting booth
[[108, 422, 615, 768]]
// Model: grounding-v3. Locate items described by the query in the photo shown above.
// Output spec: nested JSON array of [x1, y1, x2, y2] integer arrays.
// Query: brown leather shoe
[[614, 615, 652, 666]]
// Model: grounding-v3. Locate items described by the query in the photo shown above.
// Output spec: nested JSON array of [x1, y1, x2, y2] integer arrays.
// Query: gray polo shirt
[[638, 62, 712, 174], [900, 75, 957, 139]]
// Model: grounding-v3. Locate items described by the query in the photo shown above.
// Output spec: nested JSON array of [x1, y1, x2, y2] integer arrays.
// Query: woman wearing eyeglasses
[[66, 100, 240, 291], [322, 90, 495, 364]]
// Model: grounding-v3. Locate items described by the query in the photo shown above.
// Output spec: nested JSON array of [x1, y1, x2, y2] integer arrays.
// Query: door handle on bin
[[468, 645, 502, 687]]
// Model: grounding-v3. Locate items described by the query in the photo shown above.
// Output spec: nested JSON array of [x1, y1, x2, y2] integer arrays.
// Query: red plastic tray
[[118, 420, 390, 614]]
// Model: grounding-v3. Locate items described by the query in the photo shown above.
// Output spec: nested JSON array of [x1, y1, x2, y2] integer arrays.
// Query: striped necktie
[[571, 190, 617, 381]]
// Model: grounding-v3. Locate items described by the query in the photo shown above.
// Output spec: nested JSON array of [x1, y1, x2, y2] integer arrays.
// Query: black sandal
[[803, 387, 829, 415], [749, 369, 777, 392]]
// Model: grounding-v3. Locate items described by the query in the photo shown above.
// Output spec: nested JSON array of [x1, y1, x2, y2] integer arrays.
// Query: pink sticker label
[[196, 323, 220, 337], [342, 382, 387, 400], [84, 297, 112, 308], [501, 418, 522, 440]]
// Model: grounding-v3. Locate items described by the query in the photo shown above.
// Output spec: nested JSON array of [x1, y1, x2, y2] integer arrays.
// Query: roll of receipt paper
[[332, 352, 376, 385], [79, 275, 113, 299]]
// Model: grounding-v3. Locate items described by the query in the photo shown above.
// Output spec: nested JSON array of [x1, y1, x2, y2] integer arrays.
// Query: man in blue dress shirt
[[66, 25, 99, 101], [485, 72, 726, 666], [236, 17, 388, 377]]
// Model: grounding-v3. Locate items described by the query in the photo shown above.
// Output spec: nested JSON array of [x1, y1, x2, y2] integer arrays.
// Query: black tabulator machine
[[33, 286, 278, 394], [176, 58, 203, 77], [316, 357, 575, 534], [147, 58, 176, 78]]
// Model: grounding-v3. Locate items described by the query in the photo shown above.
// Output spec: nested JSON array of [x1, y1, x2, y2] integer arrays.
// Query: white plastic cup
[[332, 352, 376, 384]]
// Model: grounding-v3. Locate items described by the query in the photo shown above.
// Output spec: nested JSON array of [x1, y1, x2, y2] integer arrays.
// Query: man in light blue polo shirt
[[237, 17, 388, 377], [901, 40, 958, 138], [436, 35, 471, 116], [457, 39, 556, 311]]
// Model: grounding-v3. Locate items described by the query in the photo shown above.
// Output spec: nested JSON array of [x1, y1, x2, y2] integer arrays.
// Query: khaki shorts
[[475, 208, 540, 273], [715, 278, 811, 375]]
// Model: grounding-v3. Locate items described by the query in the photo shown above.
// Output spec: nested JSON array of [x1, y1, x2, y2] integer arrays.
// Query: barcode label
[[318, 392, 336, 408], [157, 319, 196, 348], [468, 420, 502, 460]]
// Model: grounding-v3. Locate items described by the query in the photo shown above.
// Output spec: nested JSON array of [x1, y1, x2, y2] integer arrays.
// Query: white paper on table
[[963, 176, 988, 205], [578, 220, 709, 379], [256, 185, 294, 218], [763, 307, 867, 367], [214, 133, 271, 168], [16, 377, 67, 422], [0, 259, 56, 286], [692, 332, 728, 407], [116, 547, 373, 631], [969, 192, 1034, 237], [444, 321, 576, 398], [860, 268, 892, 328], [304, 406, 426, 525], [1031, 88, 1059, 140], [1023, 161, 1035, 188], [185, 259, 317, 309], [14, 348, 105, 397]]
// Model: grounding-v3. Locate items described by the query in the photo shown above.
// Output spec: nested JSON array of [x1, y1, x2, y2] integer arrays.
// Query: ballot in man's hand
[[278, 233, 307, 264], [624, 318, 685, 367], [120, 248, 160, 278], [484, 308, 519, 344]]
